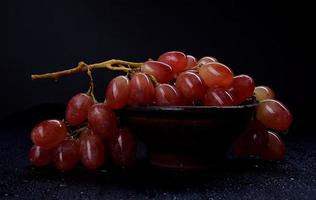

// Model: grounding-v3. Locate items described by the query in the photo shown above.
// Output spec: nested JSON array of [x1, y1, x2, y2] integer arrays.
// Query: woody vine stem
[[31, 59, 144, 80]]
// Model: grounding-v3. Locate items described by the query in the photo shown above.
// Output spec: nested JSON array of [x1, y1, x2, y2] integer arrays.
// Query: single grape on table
[[109, 128, 137, 168], [53, 139, 79, 172], [79, 128, 106, 170], [29, 145, 52, 167], [29, 51, 293, 172]]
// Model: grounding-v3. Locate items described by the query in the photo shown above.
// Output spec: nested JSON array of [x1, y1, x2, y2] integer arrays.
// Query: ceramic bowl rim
[[123, 101, 258, 113]]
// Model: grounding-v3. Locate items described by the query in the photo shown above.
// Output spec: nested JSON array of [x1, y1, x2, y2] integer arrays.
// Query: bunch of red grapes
[[29, 51, 292, 172]]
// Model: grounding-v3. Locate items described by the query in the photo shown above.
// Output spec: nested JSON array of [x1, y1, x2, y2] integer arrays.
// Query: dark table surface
[[0, 105, 315, 200]]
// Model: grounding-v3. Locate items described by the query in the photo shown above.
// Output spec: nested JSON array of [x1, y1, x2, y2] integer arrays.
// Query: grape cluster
[[29, 51, 292, 171]]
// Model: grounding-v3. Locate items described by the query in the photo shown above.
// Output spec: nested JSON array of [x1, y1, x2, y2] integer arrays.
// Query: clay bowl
[[119, 100, 258, 171]]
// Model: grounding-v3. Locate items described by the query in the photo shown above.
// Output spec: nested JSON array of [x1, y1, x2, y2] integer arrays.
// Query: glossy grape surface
[[141, 61, 173, 83], [53, 139, 79, 171], [186, 55, 197, 69], [260, 131, 285, 161], [29, 145, 52, 167], [256, 99, 292, 131], [158, 51, 187, 73], [31, 120, 68, 149], [176, 71, 206, 101], [110, 128, 136, 168], [129, 73, 155, 106], [254, 86, 275, 101], [233, 120, 268, 157], [65, 93, 94, 126], [106, 76, 130, 109], [203, 88, 233, 106], [155, 84, 183, 106], [197, 56, 217, 66], [228, 75, 255, 105], [88, 103, 118, 140], [198, 62, 233, 88], [79, 129, 105, 170]]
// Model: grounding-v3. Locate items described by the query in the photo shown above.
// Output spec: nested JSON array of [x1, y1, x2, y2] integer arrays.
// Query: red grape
[[53, 139, 79, 172], [175, 71, 206, 101], [233, 120, 268, 157], [203, 88, 233, 106], [79, 129, 105, 170], [65, 93, 94, 126], [128, 73, 155, 106], [31, 120, 68, 149], [105, 76, 130, 109], [88, 103, 118, 140], [228, 75, 255, 105], [155, 84, 183, 106], [197, 56, 217, 66], [256, 99, 292, 132], [158, 51, 187, 73], [29, 145, 52, 167], [141, 61, 173, 83], [198, 62, 233, 89], [109, 128, 136, 168], [260, 131, 285, 161], [254, 86, 275, 101], [186, 55, 197, 69]]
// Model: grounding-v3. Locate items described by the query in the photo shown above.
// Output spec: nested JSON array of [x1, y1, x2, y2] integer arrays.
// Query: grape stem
[[86, 68, 98, 103], [69, 126, 88, 139], [147, 74, 159, 87], [31, 59, 143, 80]]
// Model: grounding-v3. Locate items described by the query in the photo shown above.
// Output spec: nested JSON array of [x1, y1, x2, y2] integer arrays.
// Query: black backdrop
[[1, 0, 314, 133]]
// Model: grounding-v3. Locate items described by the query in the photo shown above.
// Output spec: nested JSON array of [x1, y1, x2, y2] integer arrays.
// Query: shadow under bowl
[[119, 101, 258, 171]]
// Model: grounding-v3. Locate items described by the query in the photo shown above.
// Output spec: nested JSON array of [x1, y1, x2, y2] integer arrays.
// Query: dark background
[[1, 1, 316, 199], [0, 0, 314, 131]]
